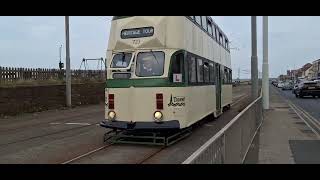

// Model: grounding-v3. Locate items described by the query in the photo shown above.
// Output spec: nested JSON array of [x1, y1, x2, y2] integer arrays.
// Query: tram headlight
[[108, 111, 116, 120], [154, 111, 163, 122]]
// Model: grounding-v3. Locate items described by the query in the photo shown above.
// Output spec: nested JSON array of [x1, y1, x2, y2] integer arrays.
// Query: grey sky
[[1, 16, 320, 78]]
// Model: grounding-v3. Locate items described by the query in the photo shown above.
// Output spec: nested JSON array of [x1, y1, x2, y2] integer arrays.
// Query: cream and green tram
[[101, 16, 232, 131]]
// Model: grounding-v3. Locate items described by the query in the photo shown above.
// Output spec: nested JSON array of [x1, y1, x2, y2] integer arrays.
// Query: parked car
[[294, 81, 320, 98], [277, 82, 285, 88], [271, 80, 278, 86], [292, 84, 299, 94], [282, 82, 293, 90]]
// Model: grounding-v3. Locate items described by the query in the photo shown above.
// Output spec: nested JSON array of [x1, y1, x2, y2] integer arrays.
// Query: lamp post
[[65, 16, 71, 108], [262, 16, 269, 109], [251, 16, 259, 100]]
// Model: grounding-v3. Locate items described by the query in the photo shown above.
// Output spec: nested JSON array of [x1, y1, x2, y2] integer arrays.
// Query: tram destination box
[[121, 27, 154, 39]]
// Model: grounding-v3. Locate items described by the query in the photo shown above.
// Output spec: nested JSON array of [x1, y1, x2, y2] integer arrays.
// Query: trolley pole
[[251, 16, 259, 100], [262, 16, 269, 109], [65, 16, 72, 108]]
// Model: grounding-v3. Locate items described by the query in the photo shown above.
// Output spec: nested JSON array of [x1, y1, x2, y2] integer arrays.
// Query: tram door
[[215, 64, 222, 114]]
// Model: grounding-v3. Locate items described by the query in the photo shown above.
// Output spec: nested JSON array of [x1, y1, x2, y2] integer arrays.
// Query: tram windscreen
[[111, 53, 132, 68], [136, 51, 165, 77]]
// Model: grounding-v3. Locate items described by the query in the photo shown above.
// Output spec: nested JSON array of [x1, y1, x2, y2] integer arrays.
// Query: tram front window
[[136, 51, 165, 77], [111, 53, 132, 68]]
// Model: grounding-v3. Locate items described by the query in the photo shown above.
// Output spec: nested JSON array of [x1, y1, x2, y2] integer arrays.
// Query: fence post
[[13, 67, 16, 82], [9, 67, 12, 83], [0, 66, 2, 85]]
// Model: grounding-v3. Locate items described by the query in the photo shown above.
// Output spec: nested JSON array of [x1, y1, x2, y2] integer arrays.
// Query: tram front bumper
[[100, 120, 180, 131]]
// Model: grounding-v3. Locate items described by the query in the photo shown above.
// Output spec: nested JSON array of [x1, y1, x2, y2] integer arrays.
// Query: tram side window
[[223, 68, 228, 84], [189, 16, 194, 20], [213, 25, 217, 40], [201, 16, 208, 31], [197, 59, 204, 83], [222, 35, 225, 48], [171, 53, 184, 82], [188, 56, 197, 83], [209, 62, 215, 84], [215, 27, 219, 42], [224, 68, 232, 84], [208, 21, 213, 36], [203, 62, 210, 83], [195, 16, 202, 26], [225, 39, 229, 50]]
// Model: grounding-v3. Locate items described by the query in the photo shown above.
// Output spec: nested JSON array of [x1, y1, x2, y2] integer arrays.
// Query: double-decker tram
[[100, 16, 232, 146]]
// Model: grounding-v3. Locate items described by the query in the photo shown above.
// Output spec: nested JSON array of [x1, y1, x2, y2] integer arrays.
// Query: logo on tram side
[[168, 95, 186, 107]]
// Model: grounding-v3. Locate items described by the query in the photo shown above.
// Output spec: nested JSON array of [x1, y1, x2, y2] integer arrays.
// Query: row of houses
[[279, 59, 320, 81]]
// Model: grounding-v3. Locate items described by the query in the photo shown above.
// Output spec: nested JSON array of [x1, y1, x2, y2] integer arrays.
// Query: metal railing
[[183, 92, 263, 164]]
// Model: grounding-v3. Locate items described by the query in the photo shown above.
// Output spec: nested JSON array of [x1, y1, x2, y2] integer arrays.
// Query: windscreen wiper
[[150, 50, 160, 65]]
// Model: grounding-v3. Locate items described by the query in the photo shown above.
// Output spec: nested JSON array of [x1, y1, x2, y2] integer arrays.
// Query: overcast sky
[[1, 16, 320, 78]]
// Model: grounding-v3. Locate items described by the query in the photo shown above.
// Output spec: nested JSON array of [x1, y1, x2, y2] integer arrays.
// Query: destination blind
[[121, 27, 154, 39]]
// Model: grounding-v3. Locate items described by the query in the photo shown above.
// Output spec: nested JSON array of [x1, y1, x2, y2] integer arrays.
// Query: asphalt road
[[273, 85, 320, 123], [0, 85, 251, 164]]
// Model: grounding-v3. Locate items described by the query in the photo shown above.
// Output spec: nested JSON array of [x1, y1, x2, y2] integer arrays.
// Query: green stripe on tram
[[106, 78, 187, 88]]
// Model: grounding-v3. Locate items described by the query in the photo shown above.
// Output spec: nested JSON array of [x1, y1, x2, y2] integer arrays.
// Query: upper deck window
[[208, 21, 213, 36], [136, 51, 165, 77], [201, 16, 208, 31], [111, 53, 132, 68], [195, 16, 202, 26]]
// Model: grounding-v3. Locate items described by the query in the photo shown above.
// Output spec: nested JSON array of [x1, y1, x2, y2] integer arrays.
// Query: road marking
[[204, 124, 214, 127], [49, 122, 91, 126], [274, 86, 320, 131], [288, 103, 320, 138], [289, 102, 320, 131], [65, 123, 91, 126], [293, 104, 320, 127], [50, 123, 61, 125], [272, 86, 320, 138]]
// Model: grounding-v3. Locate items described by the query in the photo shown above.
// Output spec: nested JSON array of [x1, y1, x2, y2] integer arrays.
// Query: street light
[[251, 16, 259, 101], [262, 16, 269, 109]]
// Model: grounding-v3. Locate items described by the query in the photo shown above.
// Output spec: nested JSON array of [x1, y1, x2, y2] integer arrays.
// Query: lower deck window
[[197, 59, 204, 82], [188, 56, 197, 83]]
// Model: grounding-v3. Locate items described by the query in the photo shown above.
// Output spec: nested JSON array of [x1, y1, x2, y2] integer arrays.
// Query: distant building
[[302, 66, 314, 80], [300, 63, 313, 80], [311, 59, 320, 79]]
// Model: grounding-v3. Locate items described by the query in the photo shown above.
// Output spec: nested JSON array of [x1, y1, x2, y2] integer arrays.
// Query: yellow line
[[289, 102, 320, 131], [293, 103, 320, 127], [272, 86, 320, 137], [288, 103, 320, 138]]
